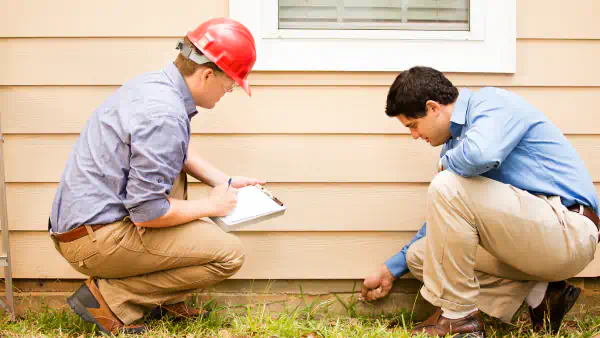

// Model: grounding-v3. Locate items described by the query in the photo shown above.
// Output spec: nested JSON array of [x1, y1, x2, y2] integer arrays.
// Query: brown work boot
[[150, 302, 209, 320], [529, 281, 581, 334], [411, 308, 486, 337], [67, 278, 146, 335]]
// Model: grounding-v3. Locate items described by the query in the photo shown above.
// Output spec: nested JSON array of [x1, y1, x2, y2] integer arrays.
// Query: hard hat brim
[[239, 78, 251, 97]]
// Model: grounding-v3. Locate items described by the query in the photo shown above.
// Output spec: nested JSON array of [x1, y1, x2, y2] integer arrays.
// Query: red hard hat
[[187, 18, 256, 96]]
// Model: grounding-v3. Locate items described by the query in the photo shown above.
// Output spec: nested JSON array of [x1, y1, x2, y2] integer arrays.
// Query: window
[[279, 0, 470, 32], [230, 0, 515, 73]]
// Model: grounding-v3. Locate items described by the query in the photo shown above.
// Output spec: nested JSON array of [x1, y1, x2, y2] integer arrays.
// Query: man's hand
[[360, 264, 396, 302], [229, 176, 267, 188], [208, 183, 238, 216]]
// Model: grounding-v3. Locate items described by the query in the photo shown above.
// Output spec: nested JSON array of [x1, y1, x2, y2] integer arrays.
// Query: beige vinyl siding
[[7, 183, 429, 232], [2, 40, 600, 86], [3, 86, 600, 135], [1, 0, 600, 280], [7, 183, 600, 233], [6, 135, 600, 183], [3, 231, 600, 279]]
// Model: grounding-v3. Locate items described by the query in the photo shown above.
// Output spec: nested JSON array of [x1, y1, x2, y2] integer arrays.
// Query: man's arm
[[385, 223, 427, 277], [441, 100, 529, 177], [124, 115, 237, 228], [361, 223, 427, 301], [184, 145, 229, 187], [134, 184, 237, 228]]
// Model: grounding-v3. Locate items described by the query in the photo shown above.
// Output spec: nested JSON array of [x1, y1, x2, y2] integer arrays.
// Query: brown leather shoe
[[411, 308, 486, 337], [150, 302, 209, 320], [67, 278, 146, 335], [529, 281, 581, 334]]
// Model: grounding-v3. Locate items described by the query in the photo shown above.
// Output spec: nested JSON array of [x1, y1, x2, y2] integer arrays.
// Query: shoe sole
[[67, 293, 111, 335]]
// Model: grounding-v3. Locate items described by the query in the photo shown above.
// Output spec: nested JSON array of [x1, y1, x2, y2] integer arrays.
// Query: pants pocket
[[112, 220, 147, 253], [58, 236, 102, 271]]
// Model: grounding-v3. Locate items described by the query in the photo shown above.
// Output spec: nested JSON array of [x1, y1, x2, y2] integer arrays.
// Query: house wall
[[1, 0, 600, 284]]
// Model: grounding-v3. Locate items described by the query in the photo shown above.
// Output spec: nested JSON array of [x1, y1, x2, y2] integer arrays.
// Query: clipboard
[[209, 184, 286, 232]]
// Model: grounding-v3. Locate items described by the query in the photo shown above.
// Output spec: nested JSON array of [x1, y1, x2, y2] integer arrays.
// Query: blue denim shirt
[[50, 63, 197, 233], [385, 87, 598, 278]]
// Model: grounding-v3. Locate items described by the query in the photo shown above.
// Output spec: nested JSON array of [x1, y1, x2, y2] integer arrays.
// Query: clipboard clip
[[255, 184, 285, 207]]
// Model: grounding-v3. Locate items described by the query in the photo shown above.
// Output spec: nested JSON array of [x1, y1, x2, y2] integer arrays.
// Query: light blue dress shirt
[[385, 87, 598, 278]]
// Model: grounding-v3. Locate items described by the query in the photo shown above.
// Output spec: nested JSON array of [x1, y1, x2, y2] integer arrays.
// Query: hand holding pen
[[209, 177, 238, 216]]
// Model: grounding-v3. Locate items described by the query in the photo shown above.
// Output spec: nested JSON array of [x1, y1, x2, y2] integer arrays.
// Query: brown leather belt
[[567, 204, 600, 230], [51, 223, 110, 243]]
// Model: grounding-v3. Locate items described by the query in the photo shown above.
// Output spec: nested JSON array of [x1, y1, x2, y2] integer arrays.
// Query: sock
[[526, 281, 548, 308], [442, 307, 478, 319]]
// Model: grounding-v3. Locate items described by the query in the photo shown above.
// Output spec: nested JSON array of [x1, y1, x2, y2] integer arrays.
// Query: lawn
[[1, 295, 600, 337]]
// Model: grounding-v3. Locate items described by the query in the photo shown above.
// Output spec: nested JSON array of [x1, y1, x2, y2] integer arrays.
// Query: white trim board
[[230, 0, 516, 73]]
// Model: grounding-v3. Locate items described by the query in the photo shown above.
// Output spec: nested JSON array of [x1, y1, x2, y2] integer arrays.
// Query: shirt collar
[[449, 88, 472, 138], [163, 62, 198, 119]]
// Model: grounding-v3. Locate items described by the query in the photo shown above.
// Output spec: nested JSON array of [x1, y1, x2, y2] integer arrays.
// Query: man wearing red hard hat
[[48, 18, 261, 334]]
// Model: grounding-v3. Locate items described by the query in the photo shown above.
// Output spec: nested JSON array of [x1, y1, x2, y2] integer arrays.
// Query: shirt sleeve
[[441, 99, 529, 177], [385, 222, 427, 278], [124, 114, 189, 223]]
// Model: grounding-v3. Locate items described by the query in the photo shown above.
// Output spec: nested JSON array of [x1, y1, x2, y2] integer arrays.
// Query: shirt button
[[157, 177, 163, 183]]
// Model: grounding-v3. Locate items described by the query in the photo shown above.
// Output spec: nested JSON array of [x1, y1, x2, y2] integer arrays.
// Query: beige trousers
[[407, 171, 598, 322], [52, 173, 245, 324]]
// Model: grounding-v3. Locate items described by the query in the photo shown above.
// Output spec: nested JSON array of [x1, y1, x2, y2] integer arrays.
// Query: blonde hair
[[174, 36, 224, 77]]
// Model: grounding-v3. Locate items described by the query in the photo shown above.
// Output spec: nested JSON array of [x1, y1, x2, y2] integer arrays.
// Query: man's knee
[[221, 235, 246, 276], [428, 170, 461, 201]]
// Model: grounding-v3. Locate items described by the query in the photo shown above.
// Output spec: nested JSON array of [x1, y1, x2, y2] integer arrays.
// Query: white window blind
[[279, 0, 469, 31]]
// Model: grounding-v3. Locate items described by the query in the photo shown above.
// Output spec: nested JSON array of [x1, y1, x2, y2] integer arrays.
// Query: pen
[[227, 177, 232, 188]]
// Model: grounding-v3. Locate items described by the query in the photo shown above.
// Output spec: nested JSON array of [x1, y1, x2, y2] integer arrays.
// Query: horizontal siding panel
[[3, 134, 440, 183], [2, 231, 600, 279], [0, 231, 416, 279], [0, 0, 227, 37], [518, 0, 600, 39], [5, 135, 600, 183], [7, 182, 428, 232], [10, 183, 600, 232], [2, 0, 598, 39], [2, 86, 600, 135], [2, 39, 600, 86]]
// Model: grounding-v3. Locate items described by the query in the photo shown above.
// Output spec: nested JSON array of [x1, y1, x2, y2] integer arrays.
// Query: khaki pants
[[407, 171, 598, 322], [52, 173, 245, 324]]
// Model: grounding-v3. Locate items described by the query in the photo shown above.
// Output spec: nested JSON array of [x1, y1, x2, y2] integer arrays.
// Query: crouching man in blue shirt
[[361, 66, 599, 337]]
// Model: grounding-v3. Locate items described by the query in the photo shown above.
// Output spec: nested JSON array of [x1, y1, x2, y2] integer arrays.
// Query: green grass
[[1, 297, 600, 337]]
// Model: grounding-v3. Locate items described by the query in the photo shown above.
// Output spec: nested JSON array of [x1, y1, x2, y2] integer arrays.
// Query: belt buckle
[[579, 204, 584, 215]]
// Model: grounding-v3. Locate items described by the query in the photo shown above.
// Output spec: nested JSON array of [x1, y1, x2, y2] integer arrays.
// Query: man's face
[[396, 106, 451, 147], [193, 69, 237, 109]]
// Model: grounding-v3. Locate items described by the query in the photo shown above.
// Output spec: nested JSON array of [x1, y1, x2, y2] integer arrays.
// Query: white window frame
[[230, 0, 516, 73]]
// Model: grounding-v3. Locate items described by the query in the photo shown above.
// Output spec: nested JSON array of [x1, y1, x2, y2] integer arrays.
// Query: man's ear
[[425, 100, 441, 117], [200, 67, 214, 82], [191, 67, 214, 86]]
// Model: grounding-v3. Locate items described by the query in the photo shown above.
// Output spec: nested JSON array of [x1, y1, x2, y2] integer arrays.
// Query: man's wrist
[[381, 264, 397, 281]]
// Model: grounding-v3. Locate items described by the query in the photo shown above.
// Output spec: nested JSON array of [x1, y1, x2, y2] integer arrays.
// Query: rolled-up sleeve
[[124, 114, 189, 223]]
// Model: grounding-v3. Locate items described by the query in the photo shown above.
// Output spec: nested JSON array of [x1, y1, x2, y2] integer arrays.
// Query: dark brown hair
[[385, 66, 458, 119]]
